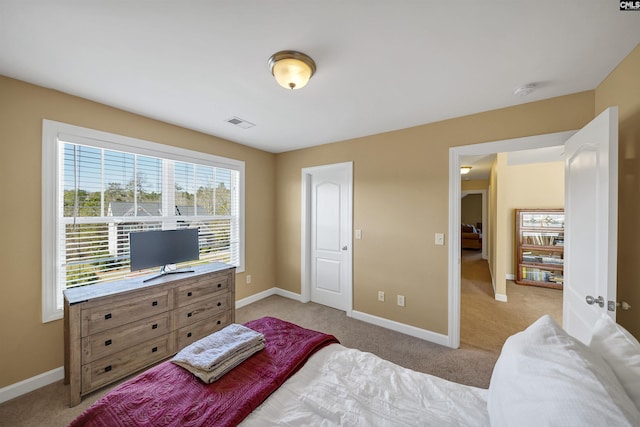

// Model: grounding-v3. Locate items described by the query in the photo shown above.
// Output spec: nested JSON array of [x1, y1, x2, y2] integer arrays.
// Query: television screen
[[129, 228, 200, 272]]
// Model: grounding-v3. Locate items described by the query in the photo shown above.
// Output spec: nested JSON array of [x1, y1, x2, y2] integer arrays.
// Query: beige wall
[[461, 179, 489, 192], [276, 92, 594, 335], [461, 180, 488, 228], [0, 76, 277, 388], [503, 161, 564, 278], [461, 194, 482, 226], [595, 43, 640, 337]]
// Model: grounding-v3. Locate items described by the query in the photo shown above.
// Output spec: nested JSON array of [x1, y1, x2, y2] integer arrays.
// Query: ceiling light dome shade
[[460, 166, 472, 175], [268, 50, 316, 90]]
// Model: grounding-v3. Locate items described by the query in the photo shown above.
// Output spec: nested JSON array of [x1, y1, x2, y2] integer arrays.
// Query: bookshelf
[[515, 208, 564, 290]]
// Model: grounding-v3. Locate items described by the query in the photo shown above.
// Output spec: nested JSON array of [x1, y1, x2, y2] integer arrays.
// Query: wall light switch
[[246, 275, 252, 284], [397, 295, 405, 307], [355, 229, 362, 240], [378, 291, 385, 302], [435, 233, 445, 246]]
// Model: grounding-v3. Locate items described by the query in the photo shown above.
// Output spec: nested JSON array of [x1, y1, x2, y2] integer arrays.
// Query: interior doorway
[[447, 130, 575, 348], [460, 189, 488, 260]]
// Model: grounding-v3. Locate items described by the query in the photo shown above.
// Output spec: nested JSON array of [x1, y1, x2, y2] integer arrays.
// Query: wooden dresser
[[64, 262, 235, 407]]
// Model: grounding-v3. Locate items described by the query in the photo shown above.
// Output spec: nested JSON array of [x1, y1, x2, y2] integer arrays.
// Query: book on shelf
[[521, 266, 563, 284]]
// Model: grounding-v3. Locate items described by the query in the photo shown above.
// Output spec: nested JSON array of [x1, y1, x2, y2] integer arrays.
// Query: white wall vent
[[225, 116, 255, 129]]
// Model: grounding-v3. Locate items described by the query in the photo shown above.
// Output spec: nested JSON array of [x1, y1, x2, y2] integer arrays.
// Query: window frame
[[42, 119, 245, 322]]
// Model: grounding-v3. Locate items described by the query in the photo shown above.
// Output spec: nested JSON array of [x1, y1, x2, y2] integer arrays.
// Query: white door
[[563, 107, 618, 344], [309, 163, 352, 311]]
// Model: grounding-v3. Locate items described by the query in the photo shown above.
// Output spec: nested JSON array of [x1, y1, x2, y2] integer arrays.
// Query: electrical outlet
[[246, 275, 252, 284], [378, 291, 385, 302], [397, 295, 405, 307]]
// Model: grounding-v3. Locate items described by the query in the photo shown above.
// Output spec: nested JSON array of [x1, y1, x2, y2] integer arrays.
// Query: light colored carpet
[[460, 249, 563, 354], [0, 252, 561, 426]]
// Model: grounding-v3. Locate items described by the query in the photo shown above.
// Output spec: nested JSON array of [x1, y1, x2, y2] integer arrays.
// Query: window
[[42, 120, 244, 322]]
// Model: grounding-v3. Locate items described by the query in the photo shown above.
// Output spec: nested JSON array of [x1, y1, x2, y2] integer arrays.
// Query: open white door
[[563, 107, 618, 344]]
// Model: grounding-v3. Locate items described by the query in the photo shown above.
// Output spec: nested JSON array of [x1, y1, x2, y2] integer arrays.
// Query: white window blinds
[[42, 120, 244, 322], [61, 142, 241, 288]]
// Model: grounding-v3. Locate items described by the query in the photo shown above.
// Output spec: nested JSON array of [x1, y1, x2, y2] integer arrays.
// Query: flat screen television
[[129, 228, 200, 282]]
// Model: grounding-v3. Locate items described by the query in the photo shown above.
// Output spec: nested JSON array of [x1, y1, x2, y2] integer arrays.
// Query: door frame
[[301, 161, 354, 316], [447, 131, 576, 348]]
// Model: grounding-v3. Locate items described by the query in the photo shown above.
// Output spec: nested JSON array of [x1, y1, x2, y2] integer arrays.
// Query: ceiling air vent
[[225, 116, 255, 129]]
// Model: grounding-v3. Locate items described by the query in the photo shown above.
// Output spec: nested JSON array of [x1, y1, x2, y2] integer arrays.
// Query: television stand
[[143, 264, 195, 283]]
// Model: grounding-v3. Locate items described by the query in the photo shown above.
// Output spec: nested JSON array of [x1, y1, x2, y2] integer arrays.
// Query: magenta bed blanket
[[70, 317, 339, 427]]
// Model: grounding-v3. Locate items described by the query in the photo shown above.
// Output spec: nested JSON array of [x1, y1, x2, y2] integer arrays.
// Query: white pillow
[[488, 315, 640, 427], [589, 314, 640, 411]]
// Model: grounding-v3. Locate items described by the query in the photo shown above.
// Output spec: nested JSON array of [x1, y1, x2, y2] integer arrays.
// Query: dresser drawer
[[177, 311, 231, 349], [175, 273, 229, 306], [176, 293, 230, 328], [82, 312, 173, 363], [81, 333, 175, 393], [81, 290, 172, 336]]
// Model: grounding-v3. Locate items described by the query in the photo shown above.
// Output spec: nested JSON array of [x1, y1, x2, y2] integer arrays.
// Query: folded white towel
[[173, 340, 265, 383], [172, 323, 265, 375]]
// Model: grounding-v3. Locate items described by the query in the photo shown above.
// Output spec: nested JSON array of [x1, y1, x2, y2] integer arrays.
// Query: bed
[[70, 315, 640, 426]]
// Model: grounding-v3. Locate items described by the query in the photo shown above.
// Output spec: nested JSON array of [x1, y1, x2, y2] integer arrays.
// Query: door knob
[[585, 295, 604, 308], [342, 245, 348, 251]]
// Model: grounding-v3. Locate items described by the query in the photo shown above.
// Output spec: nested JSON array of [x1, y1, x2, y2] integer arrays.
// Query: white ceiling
[[1, 1, 639, 153]]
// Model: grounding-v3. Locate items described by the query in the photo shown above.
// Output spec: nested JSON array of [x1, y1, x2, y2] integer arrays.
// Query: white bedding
[[241, 344, 489, 427]]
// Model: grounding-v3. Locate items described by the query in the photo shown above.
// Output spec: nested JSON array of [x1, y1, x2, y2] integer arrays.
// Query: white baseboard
[[235, 287, 304, 309], [0, 367, 64, 405], [352, 310, 449, 347], [505, 273, 515, 280], [235, 288, 278, 309], [273, 288, 304, 302], [495, 293, 508, 302], [237, 288, 448, 346]]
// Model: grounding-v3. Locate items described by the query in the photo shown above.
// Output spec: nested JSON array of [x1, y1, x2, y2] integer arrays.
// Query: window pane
[[136, 156, 162, 211], [190, 219, 233, 264], [215, 168, 232, 215], [63, 144, 102, 217], [195, 165, 214, 216], [103, 150, 135, 208], [175, 161, 195, 215]]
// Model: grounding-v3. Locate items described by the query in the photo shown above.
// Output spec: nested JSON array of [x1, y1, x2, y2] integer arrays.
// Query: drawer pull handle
[[152, 301, 158, 306], [187, 332, 192, 337], [152, 324, 158, 329], [152, 347, 158, 353], [217, 302, 222, 307], [104, 365, 112, 372], [187, 312, 192, 317], [187, 291, 192, 297], [217, 283, 222, 288], [217, 320, 221, 325], [104, 313, 112, 320], [105, 339, 112, 346]]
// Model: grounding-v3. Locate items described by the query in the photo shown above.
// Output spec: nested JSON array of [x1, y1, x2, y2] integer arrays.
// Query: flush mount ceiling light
[[513, 83, 536, 97], [460, 166, 472, 175], [268, 50, 316, 90]]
